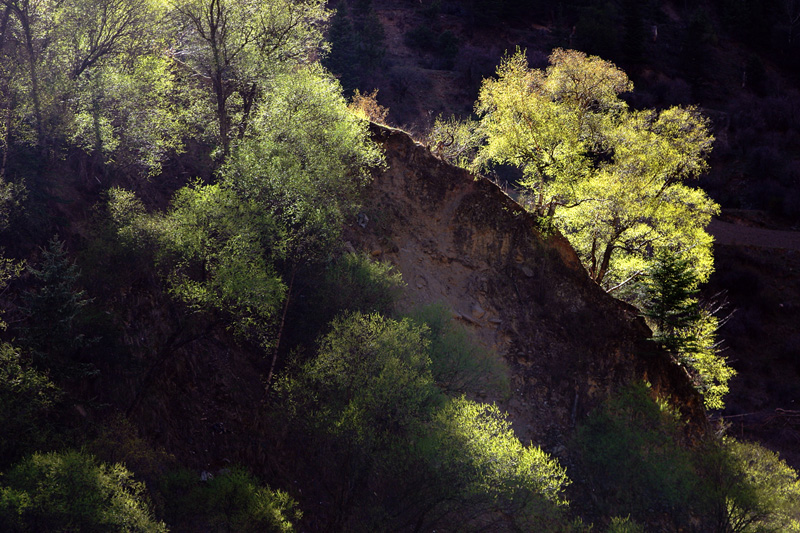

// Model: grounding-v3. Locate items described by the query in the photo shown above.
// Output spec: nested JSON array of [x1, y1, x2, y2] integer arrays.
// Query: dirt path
[[708, 219, 800, 250]]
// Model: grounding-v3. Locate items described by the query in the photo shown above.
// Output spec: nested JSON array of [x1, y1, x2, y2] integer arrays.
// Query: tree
[[475, 49, 718, 291], [169, 0, 331, 159], [220, 65, 382, 384], [108, 66, 383, 390], [422, 396, 571, 530], [572, 382, 703, 527], [641, 251, 735, 410], [717, 439, 800, 533], [19, 236, 94, 372]]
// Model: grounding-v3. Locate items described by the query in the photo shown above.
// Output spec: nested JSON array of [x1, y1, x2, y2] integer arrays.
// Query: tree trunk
[[19, 13, 43, 150], [264, 265, 297, 395]]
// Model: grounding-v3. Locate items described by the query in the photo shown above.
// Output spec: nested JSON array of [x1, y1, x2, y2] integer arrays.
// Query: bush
[[572, 382, 700, 527], [0, 450, 166, 532], [719, 439, 800, 533], [321, 252, 403, 316], [161, 467, 300, 533], [0, 343, 59, 469], [285, 252, 404, 352], [277, 312, 568, 531], [426, 115, 483, 170], [409, 302, 508, 396], [348, 89, 389, 124]]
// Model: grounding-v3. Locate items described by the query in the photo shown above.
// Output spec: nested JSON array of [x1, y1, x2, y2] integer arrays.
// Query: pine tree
[[643, 250, 702, 354]]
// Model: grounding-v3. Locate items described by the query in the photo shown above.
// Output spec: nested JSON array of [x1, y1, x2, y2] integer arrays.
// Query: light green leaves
[[475, 49, 719, 291], [431, 397, 570, 507]]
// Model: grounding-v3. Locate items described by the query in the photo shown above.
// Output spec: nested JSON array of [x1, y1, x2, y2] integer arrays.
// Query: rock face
[[348, 124, 707, 448]]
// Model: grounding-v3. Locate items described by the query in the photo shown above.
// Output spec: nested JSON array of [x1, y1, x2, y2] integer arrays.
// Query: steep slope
[[346, 124, 707, 450]]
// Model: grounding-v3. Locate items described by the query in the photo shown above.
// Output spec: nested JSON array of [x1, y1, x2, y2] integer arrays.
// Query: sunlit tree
[[475, 49, 718, 291]]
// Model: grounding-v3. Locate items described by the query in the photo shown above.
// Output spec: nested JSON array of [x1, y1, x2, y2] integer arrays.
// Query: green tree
[[19, 236, 94, 372], [572, 382, 702, 527], [108, 65, 382, 389], [169, 0, 330, 159], [420, 396, 571, 530], [0, 0, 164, 159], [220, 65, 382, 383], [278, 312, 569, 531], [0, 450, 167, 532], [642, 251, 735, 409], [475, 49, 718, 291], [717, 439, 800, 533], [409, 302, 508, 396], [426, 114, 484, 170]]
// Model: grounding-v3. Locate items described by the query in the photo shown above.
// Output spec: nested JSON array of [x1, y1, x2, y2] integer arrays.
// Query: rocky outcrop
[[348, 123, 708, 450]]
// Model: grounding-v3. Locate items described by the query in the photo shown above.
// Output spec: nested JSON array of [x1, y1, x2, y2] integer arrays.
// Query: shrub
[[426, 115, 483, 170], [348, 89, 389, 124], [322, 252, 403, 316], [0, 343, 59, 469], [161, 467, 300, 533], [0, 450, 166, 532], [572, 382, 700, 527], [409, 302, 508, 396]]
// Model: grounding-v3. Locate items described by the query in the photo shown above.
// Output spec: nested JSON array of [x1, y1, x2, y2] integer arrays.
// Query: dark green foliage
[[608, 516, 645, 533], [0, 450, 167, 533], [321, 252, 404, 318], [299, 252, 403, 339], [572, 382, 700, 527], [0, 343, 59, 469], [161, 467, 300, 533], [409, 303, 508, 396], [416, 397, 571, 531], [572, 383, 800, 531], [641, 251, 734, 409], [276, 312, 570, 531], [323, 2, 386, 94], [18, 237, 95, 374], [607, 516, 644, 533], [642, 251, 701, 353], [302, 312, 442, 444]]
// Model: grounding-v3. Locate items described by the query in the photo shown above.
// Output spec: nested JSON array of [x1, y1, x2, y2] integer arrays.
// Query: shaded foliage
[[161, 467, 300, 533]]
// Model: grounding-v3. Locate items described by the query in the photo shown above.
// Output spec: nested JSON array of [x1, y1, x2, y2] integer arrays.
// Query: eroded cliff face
[[347, 124, 707, 449]]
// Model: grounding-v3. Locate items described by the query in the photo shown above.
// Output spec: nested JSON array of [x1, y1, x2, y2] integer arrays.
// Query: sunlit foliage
[[0, 450, 166, 532], [475, 49, 718, 291]]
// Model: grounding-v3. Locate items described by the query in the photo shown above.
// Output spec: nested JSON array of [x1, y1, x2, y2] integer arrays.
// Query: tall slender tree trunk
[[19, 15, 43, 150], [265, 265, 297, 395]]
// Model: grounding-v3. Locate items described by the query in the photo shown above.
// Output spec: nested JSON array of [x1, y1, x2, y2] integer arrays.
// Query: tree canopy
[[475, 49, 719, 291]]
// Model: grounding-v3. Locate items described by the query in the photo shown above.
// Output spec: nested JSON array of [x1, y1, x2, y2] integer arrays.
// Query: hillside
[[1, 0, 799, 530], [351, 124, 707, 443], [327, 0, 800, 470]]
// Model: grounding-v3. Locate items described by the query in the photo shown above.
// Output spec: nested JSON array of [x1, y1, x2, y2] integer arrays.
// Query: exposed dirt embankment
[[347, 124, 707, 451]]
